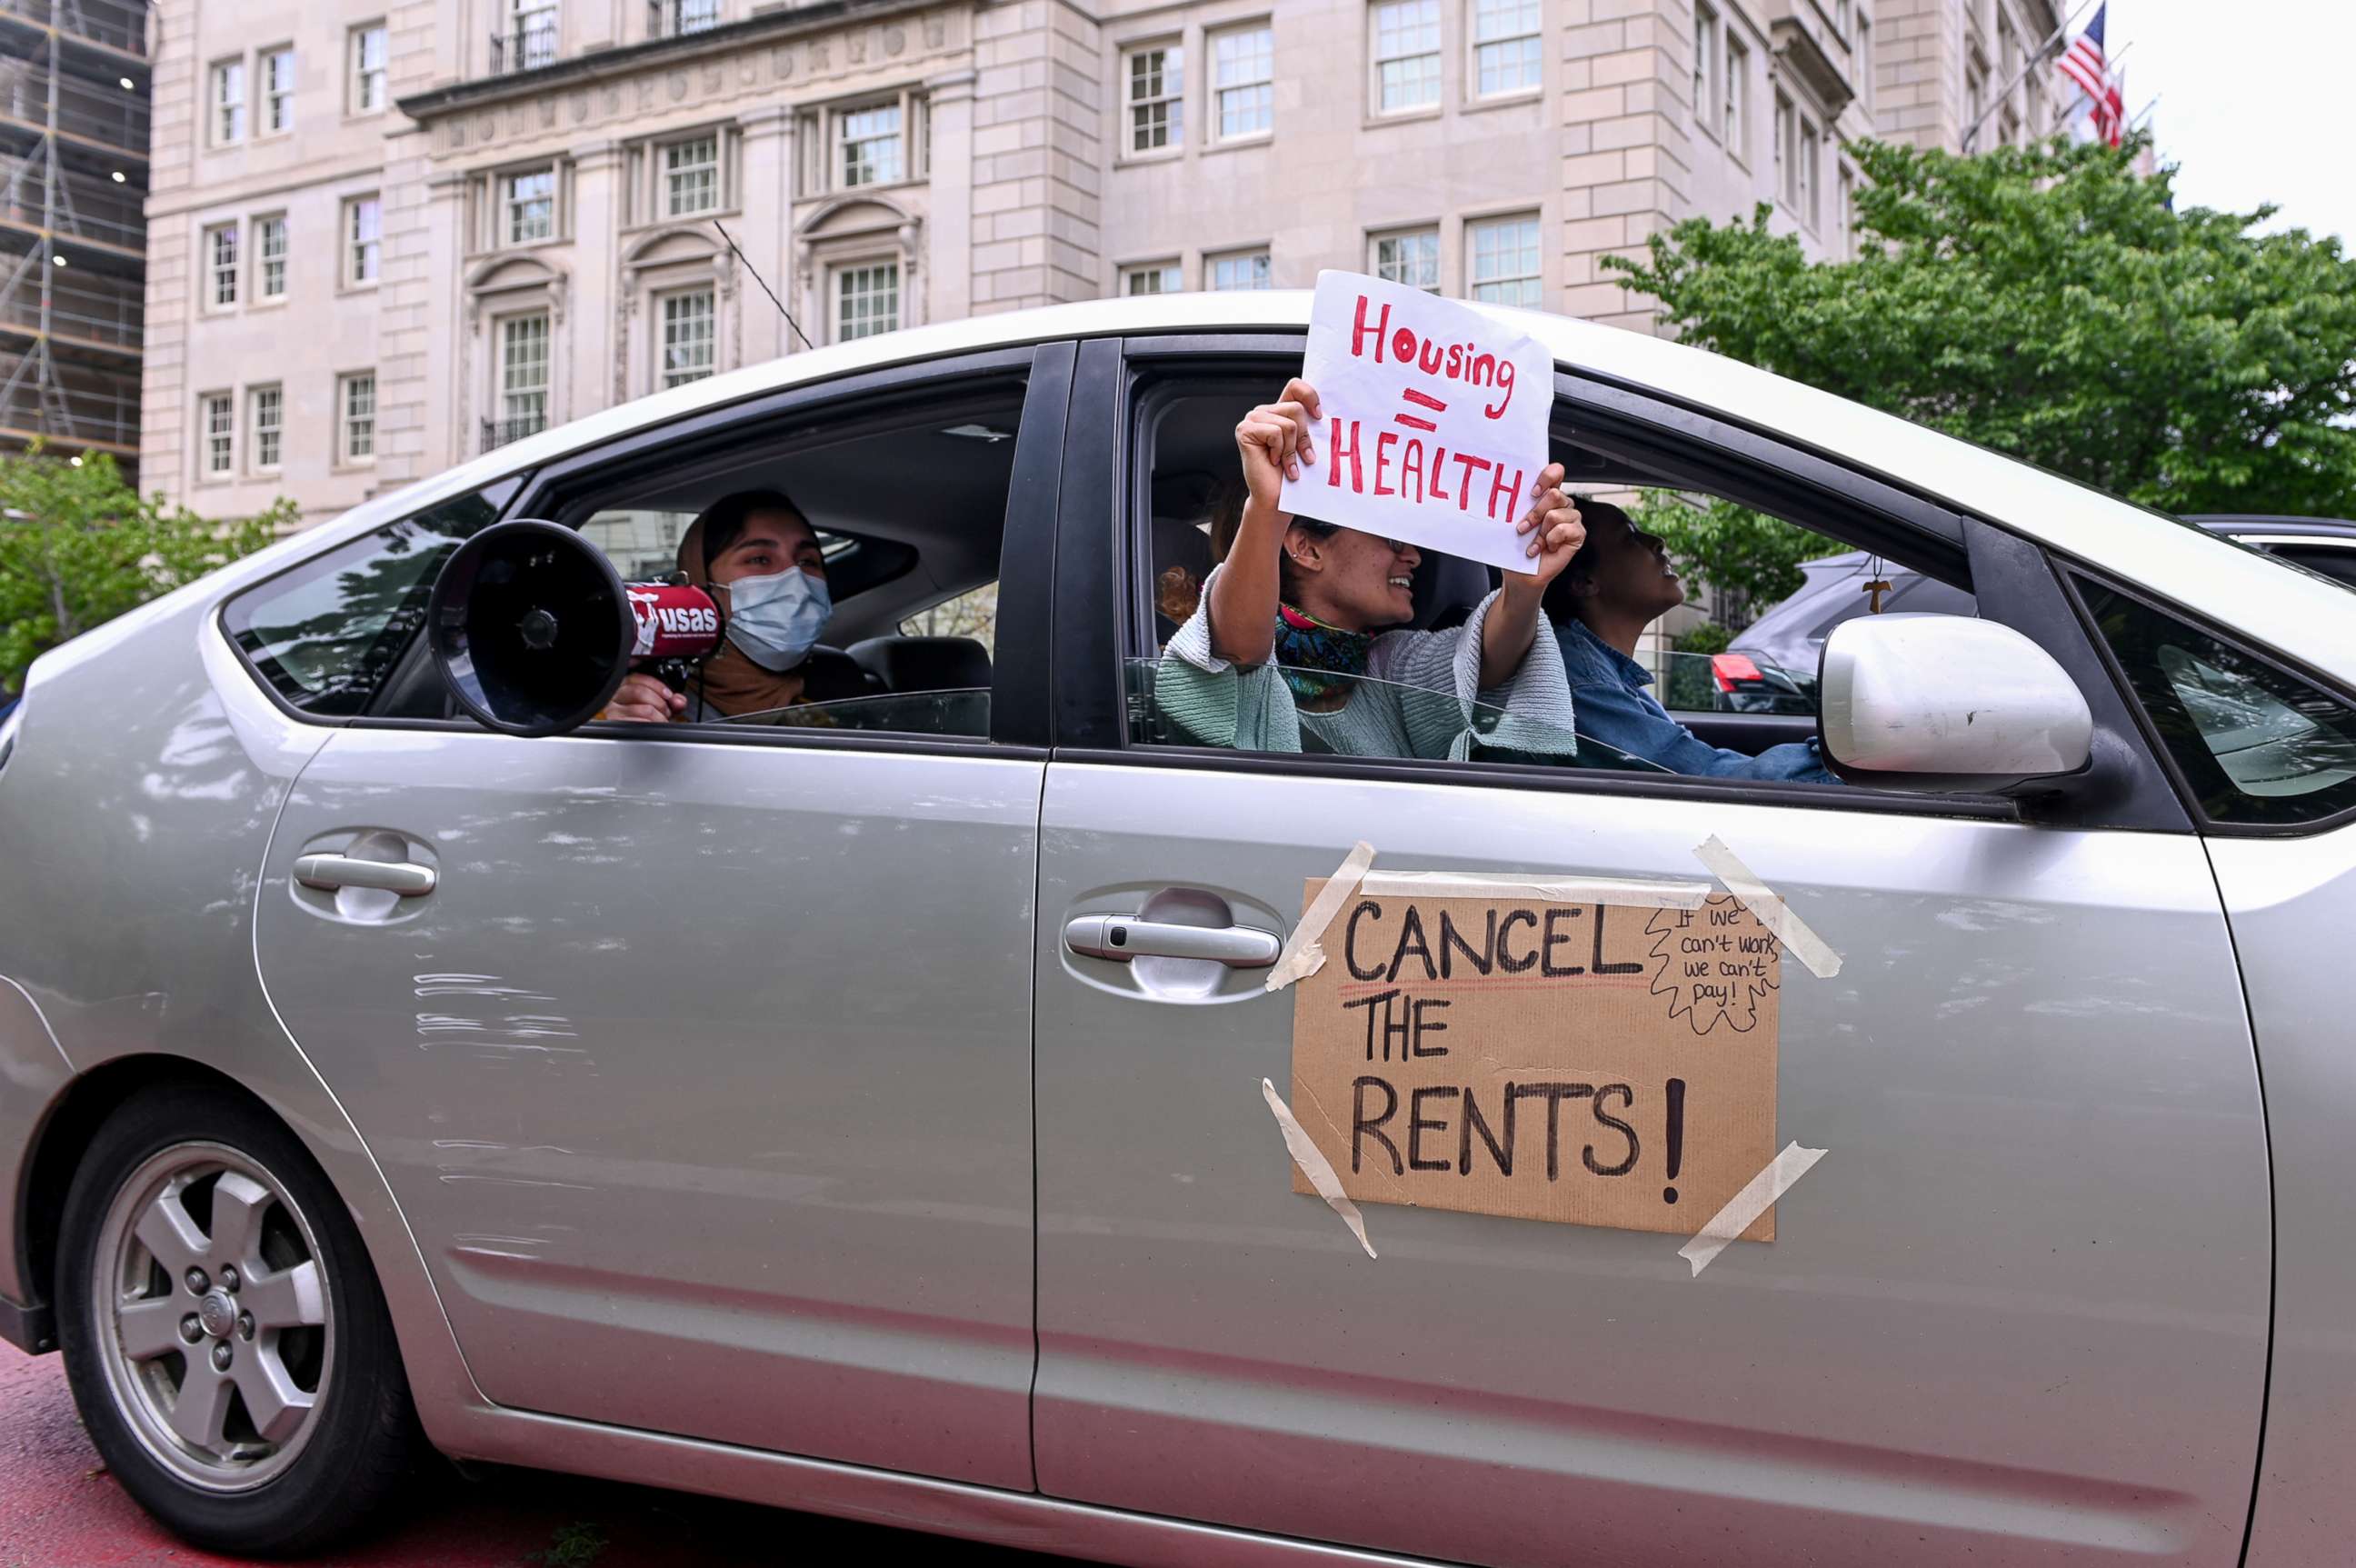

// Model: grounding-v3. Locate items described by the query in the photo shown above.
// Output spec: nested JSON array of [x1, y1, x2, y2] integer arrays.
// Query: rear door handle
[[1064, 914, 1280, 968], [294, 854, 437, 898]]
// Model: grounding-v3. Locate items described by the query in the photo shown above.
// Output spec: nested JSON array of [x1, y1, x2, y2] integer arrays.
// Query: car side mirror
[[1818, 614, 2093, 794]]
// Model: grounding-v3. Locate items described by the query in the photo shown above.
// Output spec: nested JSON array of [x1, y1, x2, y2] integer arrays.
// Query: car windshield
[[1653, 649, 1817, 715]]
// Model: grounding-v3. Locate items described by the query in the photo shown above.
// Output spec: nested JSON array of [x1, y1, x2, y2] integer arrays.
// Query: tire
[[55, 1083, 425, 1556]]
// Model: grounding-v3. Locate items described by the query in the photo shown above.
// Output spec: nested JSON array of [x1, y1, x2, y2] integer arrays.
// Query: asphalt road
[[0, 1343, 1071, 1567]]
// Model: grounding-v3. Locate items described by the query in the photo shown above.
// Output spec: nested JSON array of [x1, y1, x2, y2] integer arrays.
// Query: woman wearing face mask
[[603, 488, 853, 723], [1155, 378, 1589, 758]]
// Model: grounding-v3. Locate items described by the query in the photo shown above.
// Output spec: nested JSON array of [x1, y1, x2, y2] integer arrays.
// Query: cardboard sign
[[1278, 270, 1554, 574], [1287, 884, 1781, 1240]]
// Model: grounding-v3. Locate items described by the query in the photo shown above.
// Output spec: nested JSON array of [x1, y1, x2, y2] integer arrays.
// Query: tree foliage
[[1607, 136, 2356, 517], [1629, 490, 1839, 630], [0, 450, 288, 694]]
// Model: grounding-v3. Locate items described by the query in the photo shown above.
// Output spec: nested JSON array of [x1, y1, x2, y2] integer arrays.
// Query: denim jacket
[[1552, 619, 1835, 784]]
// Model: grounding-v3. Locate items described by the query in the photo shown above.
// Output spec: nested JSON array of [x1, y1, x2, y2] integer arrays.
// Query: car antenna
[[713, 219, 814, 354]]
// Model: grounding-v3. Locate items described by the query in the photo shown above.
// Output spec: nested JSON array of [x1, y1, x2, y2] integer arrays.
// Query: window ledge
[[250, 295, 289, 311], [1114, 146, 1184, 168], [1199, 134, 1273, 158], [1462, 87, 1542, 113], [619, 205, 742, 236], [1364, 105, 1443, 130]]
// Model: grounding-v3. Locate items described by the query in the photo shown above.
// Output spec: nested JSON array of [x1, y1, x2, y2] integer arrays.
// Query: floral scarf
[[1273, 603, 1376, 704]]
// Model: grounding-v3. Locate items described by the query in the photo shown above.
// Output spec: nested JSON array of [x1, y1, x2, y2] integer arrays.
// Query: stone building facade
[[142, 0, 2063, 526]]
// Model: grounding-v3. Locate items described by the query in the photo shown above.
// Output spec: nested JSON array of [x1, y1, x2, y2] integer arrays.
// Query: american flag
[[2056, 4, 2125, 149], [2056, 4, 2109, 101]]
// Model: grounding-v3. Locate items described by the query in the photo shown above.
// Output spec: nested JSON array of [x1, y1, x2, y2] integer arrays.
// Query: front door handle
[[1064, 914, 1280, 968], [294, 854, 437, 898]]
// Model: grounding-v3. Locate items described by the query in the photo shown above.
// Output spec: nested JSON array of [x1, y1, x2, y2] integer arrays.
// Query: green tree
[[1607, 136, 2356, 518], [0, 450, 289, 694]]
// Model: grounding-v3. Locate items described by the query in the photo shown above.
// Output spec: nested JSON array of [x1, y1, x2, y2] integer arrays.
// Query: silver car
[[4, 295, 2353, 1567]]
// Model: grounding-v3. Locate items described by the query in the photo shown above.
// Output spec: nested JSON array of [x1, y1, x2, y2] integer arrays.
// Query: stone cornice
[[394, 0, 943, 123]]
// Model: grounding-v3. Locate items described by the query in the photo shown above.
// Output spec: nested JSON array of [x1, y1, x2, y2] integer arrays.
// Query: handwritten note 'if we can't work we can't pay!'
[[1277, 270, 1555, 575]]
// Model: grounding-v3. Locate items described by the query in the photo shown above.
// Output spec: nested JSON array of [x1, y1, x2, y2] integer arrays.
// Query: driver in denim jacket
[[1544, 501, 1836, 784]]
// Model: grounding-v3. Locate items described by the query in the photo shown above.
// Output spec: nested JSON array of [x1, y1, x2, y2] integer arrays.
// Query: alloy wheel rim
[[89, 1141, 334, 1493]]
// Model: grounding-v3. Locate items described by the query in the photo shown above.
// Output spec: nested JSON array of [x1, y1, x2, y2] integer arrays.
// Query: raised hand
[[1233, 377, 1323, 514], [1503, 463, 1585, 588]]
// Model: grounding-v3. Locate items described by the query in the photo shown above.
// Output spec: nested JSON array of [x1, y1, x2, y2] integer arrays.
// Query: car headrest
[[847, 635, 992, 694], [1410, 554, 1492, 631], [1153, 515, 1213, 580], [800, 645, 881, 703]]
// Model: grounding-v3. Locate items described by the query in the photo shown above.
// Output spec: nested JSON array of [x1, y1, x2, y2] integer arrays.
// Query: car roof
[[201, 290, 2356, 687]]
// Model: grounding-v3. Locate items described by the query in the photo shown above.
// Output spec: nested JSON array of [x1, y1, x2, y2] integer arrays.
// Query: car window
[[524, 376, 1026, 739], [719, 688, 990, 738], [1125, 658, 1670, 772], [2081, 581, 2356, 826], [2264, 545, 2356, 591], [222, 484, 514, 715]]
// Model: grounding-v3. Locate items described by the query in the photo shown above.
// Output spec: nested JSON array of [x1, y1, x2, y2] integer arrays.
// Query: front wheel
[[56, 1084, 424, 1555]]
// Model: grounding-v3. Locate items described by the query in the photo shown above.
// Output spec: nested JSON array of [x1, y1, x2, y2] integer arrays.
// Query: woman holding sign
[[1155, 378, 1588, 759]]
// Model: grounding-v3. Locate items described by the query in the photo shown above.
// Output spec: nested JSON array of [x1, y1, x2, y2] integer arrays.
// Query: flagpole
[[1959, 0, 2102, 152]]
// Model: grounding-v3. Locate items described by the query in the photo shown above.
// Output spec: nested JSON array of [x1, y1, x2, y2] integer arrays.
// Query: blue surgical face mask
[[724, 567, 831, 672]]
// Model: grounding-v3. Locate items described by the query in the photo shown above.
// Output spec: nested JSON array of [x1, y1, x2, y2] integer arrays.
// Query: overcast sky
[[2105, 1, 2354, 245]]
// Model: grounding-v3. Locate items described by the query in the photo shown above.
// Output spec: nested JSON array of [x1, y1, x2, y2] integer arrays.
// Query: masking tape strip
[[1262, 1077, 1377, 1260], [1356, 870, 1712, 909], [1692, 835, 1842, 979], [1678, 1141, 1827, 1277], [1263, 840, 1377, 993]]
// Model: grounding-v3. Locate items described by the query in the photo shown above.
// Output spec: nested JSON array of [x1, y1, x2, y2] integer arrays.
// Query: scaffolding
[[0, 0, 145, 480]]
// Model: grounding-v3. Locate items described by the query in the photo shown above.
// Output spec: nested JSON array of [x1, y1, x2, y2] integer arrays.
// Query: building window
[[340, 372, 375, 463], [1835, 0, 1852, 31], [1123, 261, 1181, 295], [201, 393, 234, 477], [211, 59, 245, 145], [509, 1, 559, 70], [506, 167, 554, 243], [1207, 249, 1271, 290], [350, 23, 388, 114], [1692, 4, 1718, 137], [658, 135, 718, 215], [1773, 90, 1794, 205], [1722, 33, 1749, 156], [1471, 0, 1539, 97], [1857, 15, 1872, 112], [1997, 11, 2018, 79], [834, 261, 900, 341], [1965, 59, 1984, 134], [263, 47, 294, 133], [1125, 43, 1183, 154], [204, 223, 239, 308], [1372, 0, 1441, 115], [1468, 214, 1539, 306], [661, 289, 715, 387], [1836, 164, 1855, 250], [1212, 24, 1273, 140], [499, 313, 550, 438], [249, 385, 283, 472], [1373, 228, 1439, 292], [345, 195, 381, 285], [256, 215, 287, 299], [654, 0, 719, 36], [1799, 116, 1820, 228], [838, 105, 903, 188]]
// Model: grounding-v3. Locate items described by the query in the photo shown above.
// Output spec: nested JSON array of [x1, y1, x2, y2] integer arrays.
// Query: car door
[[245, 345, 1065, 1485], [1027, 338, 2268, 1566]]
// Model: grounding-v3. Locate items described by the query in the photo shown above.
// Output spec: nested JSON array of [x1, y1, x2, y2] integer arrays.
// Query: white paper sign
[[1278, 270, 1553, 574]]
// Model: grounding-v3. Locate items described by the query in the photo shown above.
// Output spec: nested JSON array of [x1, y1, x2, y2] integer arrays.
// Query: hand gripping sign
[[1278, 270, 1555, 575]]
